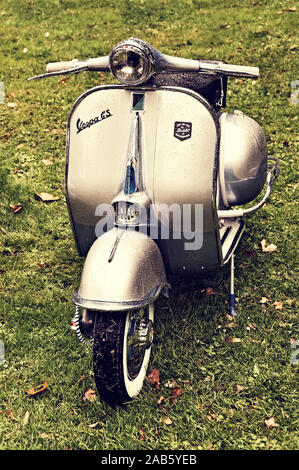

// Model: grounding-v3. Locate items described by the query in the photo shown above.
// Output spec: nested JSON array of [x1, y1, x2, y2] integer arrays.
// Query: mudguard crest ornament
[[174, 121, 192, 141]]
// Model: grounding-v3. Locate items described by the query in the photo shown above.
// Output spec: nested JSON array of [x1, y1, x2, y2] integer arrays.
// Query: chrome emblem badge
[[174, 121, 192, 141]]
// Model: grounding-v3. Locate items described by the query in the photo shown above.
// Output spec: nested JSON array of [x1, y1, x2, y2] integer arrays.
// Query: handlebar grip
[[217, 63, 259, 79], [46, 59, 80, 73], [198, 61, 259, 79]]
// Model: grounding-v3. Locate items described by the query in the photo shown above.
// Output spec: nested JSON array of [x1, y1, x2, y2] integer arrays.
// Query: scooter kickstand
[[229, 253, 237, 317]]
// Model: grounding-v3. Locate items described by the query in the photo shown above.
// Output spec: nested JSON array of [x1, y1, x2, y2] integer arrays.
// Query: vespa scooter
[[29, 38, 279, 405]]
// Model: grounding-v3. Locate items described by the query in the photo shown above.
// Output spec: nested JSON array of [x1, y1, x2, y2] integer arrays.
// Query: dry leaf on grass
[[163, 417, 173, 425], [88, 422, 99, 428], [273, 301, 284, 310], [34, 192, 60, 202], [39, 433, 52, 439], [139, 428, 151, 441], [264, 416, 279, 428], [25, 381, 49, 397], [170, 387, 182, 404], [260, 297, 269, 304], [147, 368, 160, 389], [207, 413, 217, 421], [227, 322, 238, 328], [22, 411, 30, 426], [206, 287, 216, 295], [0, 410, 15, 420], [83, 388, 97, 402], [261, 239, 277, 252], [235, 385, 244, 394], [157, 396, 166, 406], [42, 159, 54, 166], [7, 102, 18, 109], [225, 337, 242, 343], [76, 375, 87, 384], [10, 203, 23, 214]]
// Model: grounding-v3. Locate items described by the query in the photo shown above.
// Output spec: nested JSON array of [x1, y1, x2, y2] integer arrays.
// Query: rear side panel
[[66, 85, 222, 273]]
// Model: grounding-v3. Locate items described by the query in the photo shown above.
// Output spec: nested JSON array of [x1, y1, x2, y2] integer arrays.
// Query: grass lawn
[[0, 0, 298, 451]]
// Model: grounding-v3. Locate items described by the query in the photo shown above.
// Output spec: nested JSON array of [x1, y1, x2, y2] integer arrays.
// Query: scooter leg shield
[[73, 228, 168, 311]]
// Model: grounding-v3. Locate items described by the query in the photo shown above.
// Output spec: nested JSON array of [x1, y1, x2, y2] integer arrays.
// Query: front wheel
[[93, 304, 154, 405]]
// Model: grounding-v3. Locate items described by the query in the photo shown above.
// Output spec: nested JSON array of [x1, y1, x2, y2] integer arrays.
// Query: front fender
[[73, 228, 168, 311]]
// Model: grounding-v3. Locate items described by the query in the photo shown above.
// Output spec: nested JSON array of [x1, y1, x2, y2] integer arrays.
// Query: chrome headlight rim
[[109, 38, 154, 85]]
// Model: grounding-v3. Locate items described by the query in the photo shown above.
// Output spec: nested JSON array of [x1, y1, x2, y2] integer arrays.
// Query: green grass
[[0, 0, 298, 450]]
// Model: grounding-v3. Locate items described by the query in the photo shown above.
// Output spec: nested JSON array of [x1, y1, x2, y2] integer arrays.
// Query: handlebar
[[28, 40, 259, 81], [46, 56, 110, 73]]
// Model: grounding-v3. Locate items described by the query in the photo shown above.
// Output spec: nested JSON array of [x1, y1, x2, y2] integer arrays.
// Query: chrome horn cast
[[126, 307, 153, 380]]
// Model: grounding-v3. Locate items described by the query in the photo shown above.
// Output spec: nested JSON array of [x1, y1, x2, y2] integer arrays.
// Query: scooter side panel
[[150, 89, 221, 273]]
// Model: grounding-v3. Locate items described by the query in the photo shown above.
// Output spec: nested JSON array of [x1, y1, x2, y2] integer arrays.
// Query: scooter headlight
[[109, 41, 152, 85]]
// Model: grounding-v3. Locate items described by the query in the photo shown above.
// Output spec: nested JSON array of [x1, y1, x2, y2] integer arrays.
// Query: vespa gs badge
[[174, 121, 192, 141], [76, 109, 112, 134]]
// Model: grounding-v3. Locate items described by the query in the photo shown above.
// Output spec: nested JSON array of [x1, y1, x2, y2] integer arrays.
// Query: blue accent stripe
[[124, 165, 136, 195]]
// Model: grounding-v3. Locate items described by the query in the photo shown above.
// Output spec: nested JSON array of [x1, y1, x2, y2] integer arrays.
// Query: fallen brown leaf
[[147, 368, 160, 389], [261, 239, 277, 252], [34, 192, 60, 202], [273, 301, 283, 310], [206, 287, 216, 295], [248, 323, 258, 331], [260, 297, 269, 304], [10, 203, 23, 214], [25, 381, 49, 396], [76, 375, 87, 384], [163, 417, 172, 425], [0, 410, 15, 420], [207, 413, 217, 421], [227, 322, 238, 328], [42, 159, 54, 166], [88, 422, 99, 428], [22, 411, 30, 426], [157, 396, 166, 406], [235, 384, 244, 394], [170, 387, 182, 404], [39, 432, 51, 439], [139, 428, 151, 441], [264, 416, 279, 428], [225, 337, 242, 343], [83, 388, 97, 402]]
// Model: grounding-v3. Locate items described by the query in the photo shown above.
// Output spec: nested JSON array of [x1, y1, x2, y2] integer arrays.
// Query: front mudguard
[[73, 228, 168, 311]]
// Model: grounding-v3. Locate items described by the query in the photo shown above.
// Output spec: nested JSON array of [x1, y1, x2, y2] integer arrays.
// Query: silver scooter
[[29, 38, 279, 405]]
